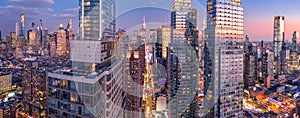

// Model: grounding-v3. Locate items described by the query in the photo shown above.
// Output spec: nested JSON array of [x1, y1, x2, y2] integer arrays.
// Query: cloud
[[52, 13, 77, 18], [65, 7, 78, 13], [8, 0, 54, 7], [47, 8, 54, 12], [0, 4, 49, 35]]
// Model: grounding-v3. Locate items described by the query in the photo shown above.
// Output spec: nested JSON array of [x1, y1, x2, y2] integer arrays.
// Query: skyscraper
[[162, 25, 171, 58], [20, 13, 25, 36], [66, 19, 74, 55], [56, 24, 67, 55], [47, 0, 123, 117], [140, 16, 147, 39], [15, 23, 19, 39], [155, 28, 163, 59], [292, 31, 299, 53], [79, 0, 116, 40], [123, 45, 145, 118], [273, 16, 285, 57], [205, 0, 244, 117], [168, 0, 199, 117]]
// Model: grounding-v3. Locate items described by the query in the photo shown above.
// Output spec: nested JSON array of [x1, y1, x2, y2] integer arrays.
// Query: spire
[[40, 19, 43, 28], [142, 16, 146, 30], [32, 22, 35, 29], [68, 19, 72, 29]]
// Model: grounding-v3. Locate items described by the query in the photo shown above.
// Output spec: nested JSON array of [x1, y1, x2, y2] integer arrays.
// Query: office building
[[172, 0, 191, 11], [205, 0, 244, 117], [66, 19, 74, 55], [28, 28, 36, 46], [292, 31, 299, 53], [162, 25, 171, 58], [273, 16, 285, 57], [168, 0, 199, 117], [14, 47, 23, 59], [123, 45, 145, 118], [267, 51, 274, 87], [47, 0, 123, 117], [149, 29, 157, 44], [155, 28, 163, 59], [15, 23, 19, 40], [0, 72, 12, 93], [140, 16, 147, 39], [280, 37, 287, 74], [56, 24, 67, 55], [79, 0, 116, 40], [0, 103, 16, 118], [19, 61, 47, 118], [20, 13, 25, 36], [48, 40, 123, 118]]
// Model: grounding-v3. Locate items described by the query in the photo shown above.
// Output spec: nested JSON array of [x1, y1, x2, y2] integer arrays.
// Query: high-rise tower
[[292, 31, 299, 53], [20, 13, 25, 36], [47, 0, 123, 118], [273, 16, 285, 57], [79, 0, 116, 40], [205, 0, 244, 117], [56, 24, 67, 55], [168, 0, 199, 117]]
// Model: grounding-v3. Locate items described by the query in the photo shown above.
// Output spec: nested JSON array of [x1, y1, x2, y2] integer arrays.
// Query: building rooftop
[[0, 72, 11, 76]]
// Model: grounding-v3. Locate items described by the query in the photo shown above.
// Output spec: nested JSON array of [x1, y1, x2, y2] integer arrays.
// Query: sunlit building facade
[[56, 24, 67, 56], [273, 16, 285, 57], [172, 0, 191, 11], [162, 25, 171, 58], [205, 0, 244, 117]]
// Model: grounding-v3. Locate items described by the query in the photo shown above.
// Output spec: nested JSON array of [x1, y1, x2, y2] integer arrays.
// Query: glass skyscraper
[[79, 0, 116, 40], [47, 0, 123, 118], [273, 16, 285, 57], [168, 0, 199, 117], [205, 0, 244, 117]]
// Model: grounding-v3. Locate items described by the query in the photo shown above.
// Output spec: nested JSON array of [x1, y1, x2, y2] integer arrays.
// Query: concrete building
[[20, 61, 47, 118], [0, 102, 16, 118], [0, 72, 12, 94]]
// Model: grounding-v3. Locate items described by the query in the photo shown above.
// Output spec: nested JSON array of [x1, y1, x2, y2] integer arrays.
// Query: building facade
[[0, 73, 12, 94], [79, 0, 116, 40], [205, 0, 244, 117], [47, 0, 123, 118], [56, 24, 67, 55], [273, 16, 285, 57]]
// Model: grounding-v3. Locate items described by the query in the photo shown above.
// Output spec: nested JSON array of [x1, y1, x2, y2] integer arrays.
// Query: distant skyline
[[0, 0, 300, 41]]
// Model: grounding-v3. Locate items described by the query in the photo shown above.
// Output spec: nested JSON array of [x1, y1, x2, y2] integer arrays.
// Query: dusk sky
[[0, 0, 300, 41]]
